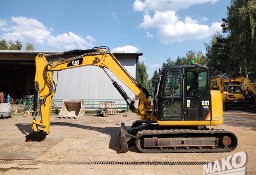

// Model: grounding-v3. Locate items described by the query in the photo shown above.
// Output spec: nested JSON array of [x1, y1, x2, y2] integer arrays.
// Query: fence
[[52, 99, 128, 113], [14, 98, 128, 115]]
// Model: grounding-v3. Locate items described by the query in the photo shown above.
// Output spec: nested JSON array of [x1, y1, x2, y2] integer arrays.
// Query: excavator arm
[[27, 46, 152, 141], [229, 76, 256, 95]]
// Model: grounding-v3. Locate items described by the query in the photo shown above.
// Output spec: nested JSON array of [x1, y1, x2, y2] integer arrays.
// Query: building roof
[[0, 50, 143, 62]]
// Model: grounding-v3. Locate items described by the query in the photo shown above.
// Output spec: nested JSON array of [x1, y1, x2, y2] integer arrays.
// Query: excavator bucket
[[58, 99, 85, 118]]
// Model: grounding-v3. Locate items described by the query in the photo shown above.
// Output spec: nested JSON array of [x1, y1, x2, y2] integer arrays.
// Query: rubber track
[[135, 129, 238, 153]]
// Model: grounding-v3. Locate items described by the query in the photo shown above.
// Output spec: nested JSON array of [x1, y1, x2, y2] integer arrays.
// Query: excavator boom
[[26, 46, 152, 140]]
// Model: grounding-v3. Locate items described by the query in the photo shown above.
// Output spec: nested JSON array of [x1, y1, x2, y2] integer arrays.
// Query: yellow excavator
[[211, 75, 256, 109], [26, 46, 238, 153]]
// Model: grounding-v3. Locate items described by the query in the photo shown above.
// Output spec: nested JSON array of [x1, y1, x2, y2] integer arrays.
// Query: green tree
[[137, 61, 148, 88], [26, 43, 35, 50], [0, 39, 35, 51], [8, 40, 22, 50], [176, 56, 187, 65], [0, 39, 8, 50], [205, 33, 239, 77], [185, 50, 206, 65], [222, 0, 256, 79], [170, 51, 206, 66], [149, 70, 159, 96]]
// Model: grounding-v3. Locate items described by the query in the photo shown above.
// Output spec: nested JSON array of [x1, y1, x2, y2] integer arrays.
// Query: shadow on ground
[[15, 121, 135, 153]]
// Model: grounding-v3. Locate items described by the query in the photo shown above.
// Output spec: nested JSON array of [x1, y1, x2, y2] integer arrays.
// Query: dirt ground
[[0, 109, 255, 175]]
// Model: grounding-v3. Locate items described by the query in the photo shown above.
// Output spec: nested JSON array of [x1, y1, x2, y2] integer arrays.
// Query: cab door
[[159, 68, 184, 121], [185, 68, 210, 121]]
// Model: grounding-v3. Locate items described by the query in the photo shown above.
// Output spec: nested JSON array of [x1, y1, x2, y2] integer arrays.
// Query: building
[[0, 50, 142, 110]]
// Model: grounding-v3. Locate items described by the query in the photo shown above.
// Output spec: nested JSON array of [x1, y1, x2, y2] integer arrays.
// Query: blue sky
[[0, 0, 230, 78]]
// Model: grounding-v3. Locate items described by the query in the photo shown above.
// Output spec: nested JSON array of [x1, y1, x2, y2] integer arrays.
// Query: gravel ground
[[0, 109, 255, 175]]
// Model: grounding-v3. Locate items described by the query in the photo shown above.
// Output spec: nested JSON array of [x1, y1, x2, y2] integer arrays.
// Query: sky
[[0, 0, 231, 78]]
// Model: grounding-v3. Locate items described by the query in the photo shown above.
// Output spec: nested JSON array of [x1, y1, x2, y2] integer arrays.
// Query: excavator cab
[[154, 64, 210, 122]]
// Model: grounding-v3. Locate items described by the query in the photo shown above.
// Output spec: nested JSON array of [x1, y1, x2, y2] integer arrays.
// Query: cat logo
[[202, 101, 209, 106], [67, 58, 83, 67], [71, 60, 80, 66]]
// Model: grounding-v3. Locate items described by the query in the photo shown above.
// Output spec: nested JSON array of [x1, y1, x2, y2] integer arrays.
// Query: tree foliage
[[8, 40, 23, 50], [157, 50, 206, 69], [207, 0, 256, 80], [0, 39, 8, 50], [150, 50, 206, 78], [26, 43, 35, 50], [225, 0, 256, 79], [175, 51, 206, 65], [148, 69, 159, 96], [205, 33, 239, 77], [0, 39, 35, 50], [137, 61, 148, 88]]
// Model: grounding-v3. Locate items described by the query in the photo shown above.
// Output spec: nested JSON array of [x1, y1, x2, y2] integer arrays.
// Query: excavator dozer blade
[[119, 123, 130, 153]]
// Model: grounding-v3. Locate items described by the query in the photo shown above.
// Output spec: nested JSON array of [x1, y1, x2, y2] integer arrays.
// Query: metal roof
[[0, 50, 143, 61]]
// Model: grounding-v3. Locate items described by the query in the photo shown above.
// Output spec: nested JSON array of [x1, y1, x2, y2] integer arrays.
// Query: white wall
[[53, 57, 137, 104]]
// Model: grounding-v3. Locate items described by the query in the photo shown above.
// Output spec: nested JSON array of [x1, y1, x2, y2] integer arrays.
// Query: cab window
[[186, 68, 207, 97], [164, 71, 182, 97]]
